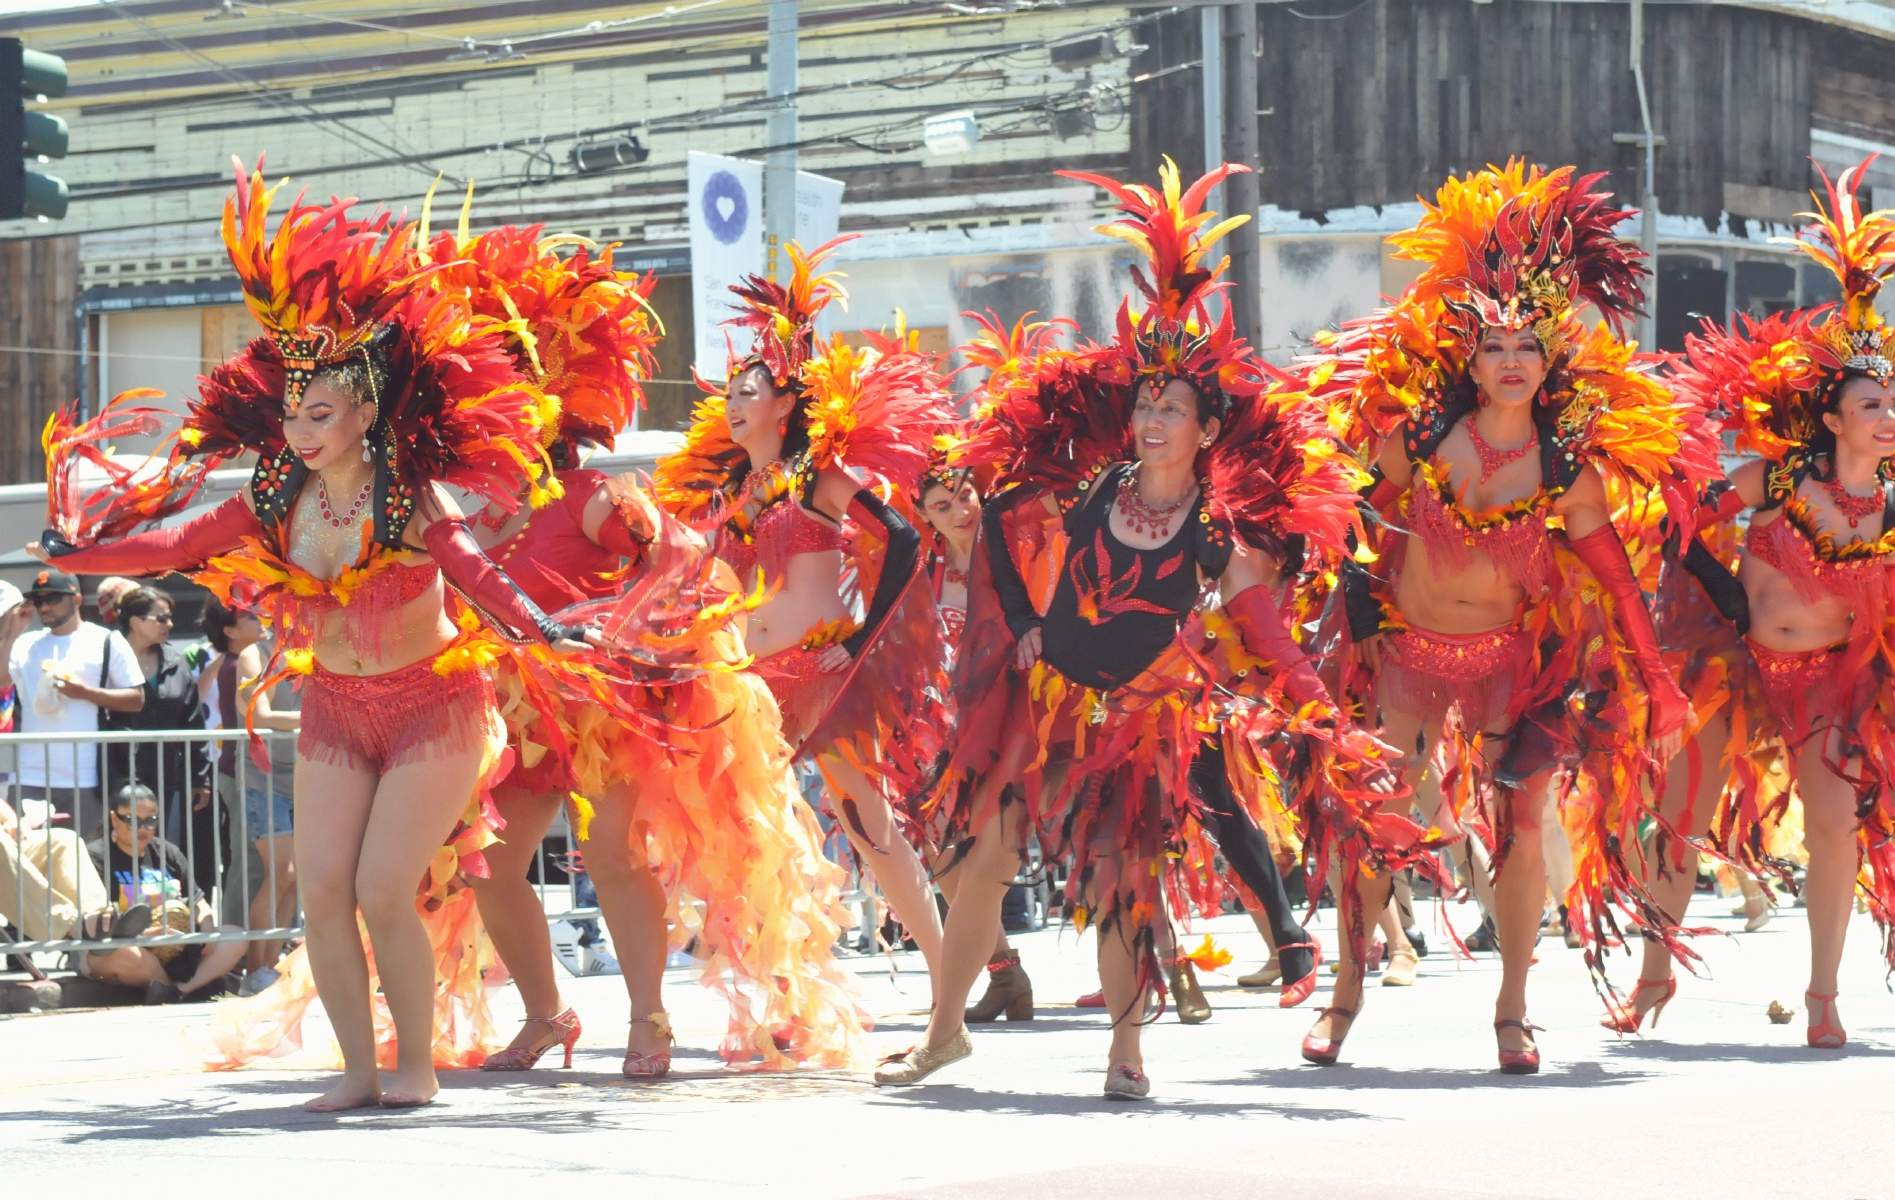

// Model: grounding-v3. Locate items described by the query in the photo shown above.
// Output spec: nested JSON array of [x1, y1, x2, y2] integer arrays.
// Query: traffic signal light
[[1, 38, 69, 221]]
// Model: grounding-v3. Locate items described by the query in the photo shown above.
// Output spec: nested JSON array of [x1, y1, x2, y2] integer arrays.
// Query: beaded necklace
[[1467, 418, 1538, 483]]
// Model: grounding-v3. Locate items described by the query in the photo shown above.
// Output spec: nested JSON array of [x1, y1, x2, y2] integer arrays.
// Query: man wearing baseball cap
[[0, 570, 144, 841]]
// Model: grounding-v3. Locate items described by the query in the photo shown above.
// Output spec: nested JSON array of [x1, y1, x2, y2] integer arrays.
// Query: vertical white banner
[[794, 170, 845, 248], [688, 151, 764, 381]]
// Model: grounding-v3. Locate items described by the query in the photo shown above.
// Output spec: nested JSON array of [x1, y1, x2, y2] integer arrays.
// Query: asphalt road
[[2, 891, 1888, 1199]]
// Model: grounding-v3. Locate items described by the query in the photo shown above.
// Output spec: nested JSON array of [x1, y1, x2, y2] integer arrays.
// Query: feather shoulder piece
[[799, 323, 955, 505]]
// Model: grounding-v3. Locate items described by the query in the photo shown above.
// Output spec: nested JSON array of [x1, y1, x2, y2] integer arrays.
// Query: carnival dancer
[[436, 223, 865, 1074], [1659, 157, 1895, 1048], [912, 440, 1038, 1023], [878, 162, 1401, 1099], [653, 240, 956, 998], [1303, 163, 1716, 1073], [30, 160, 597, 1111]]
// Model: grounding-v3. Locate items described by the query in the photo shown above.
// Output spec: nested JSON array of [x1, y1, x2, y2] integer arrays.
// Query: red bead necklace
[[1467, 418, 1538, 483], [1118, 468, 1195, 539], [1823, 478, 1883, 529]]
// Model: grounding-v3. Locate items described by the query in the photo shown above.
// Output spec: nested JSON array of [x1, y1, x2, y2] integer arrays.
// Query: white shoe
[[580, 943, 622, 976], [549, 921, 587, 978]]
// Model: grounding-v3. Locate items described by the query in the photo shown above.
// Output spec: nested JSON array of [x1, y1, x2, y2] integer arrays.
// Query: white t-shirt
[[8, 622, 144, 789]]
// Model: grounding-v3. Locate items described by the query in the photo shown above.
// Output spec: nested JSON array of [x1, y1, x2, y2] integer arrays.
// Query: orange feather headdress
[[1672, 155, 1895, 471]]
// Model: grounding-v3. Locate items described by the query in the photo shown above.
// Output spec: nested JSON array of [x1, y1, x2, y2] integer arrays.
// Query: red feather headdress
[[1057, 157, 1262, 417], [1671, 155, 1895, 464]]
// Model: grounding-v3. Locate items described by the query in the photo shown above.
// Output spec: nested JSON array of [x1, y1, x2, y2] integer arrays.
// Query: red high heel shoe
[[1277, 942, 1324, 1009], [1599, 977, 1676, 1034], [480, 1007, 582, 1071], [1075, 988, 1106, 1008], [1495, 1018, 1543, 1075], [1805, 991, 1847, 1049], [624, 1012, 674, 1079], [1300, 1006, 1355, 1065]]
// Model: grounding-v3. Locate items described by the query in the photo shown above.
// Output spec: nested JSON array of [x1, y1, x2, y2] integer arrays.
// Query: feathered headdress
[[1058, 158, 1263, 419], [424, 216, 661, 454], [706, 235, 854, 390], [1391, 161, 1646, 347], [181, 158, 553, 546], [1672, 155, 1895, 467], [221, 155, 420, 411], [1303, 161, 1721, 516]]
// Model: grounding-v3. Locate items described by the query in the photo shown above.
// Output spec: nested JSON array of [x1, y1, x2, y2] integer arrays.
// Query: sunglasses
[[113, 813, 160, 831], [27, 594, 72, 606], [136, 612, 175, 624]]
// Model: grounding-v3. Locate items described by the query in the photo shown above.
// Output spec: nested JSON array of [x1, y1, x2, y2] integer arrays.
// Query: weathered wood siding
[[1132, 1, 1888, 227], [0, 236, 80, 485]]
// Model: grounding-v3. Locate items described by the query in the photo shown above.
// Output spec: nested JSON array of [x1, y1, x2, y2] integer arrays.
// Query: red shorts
[[300, 656, 498, 774]]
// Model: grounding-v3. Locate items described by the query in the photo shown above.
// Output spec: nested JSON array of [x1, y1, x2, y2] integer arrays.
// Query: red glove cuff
[[1567, 524, 1690, 739], [45, 494, 262, 577], [1225, 584, 1332, 710], [594, 494, 654, 564]]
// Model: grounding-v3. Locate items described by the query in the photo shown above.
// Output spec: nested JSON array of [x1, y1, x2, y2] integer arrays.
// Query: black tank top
[[1040, 463, 1205, 691]]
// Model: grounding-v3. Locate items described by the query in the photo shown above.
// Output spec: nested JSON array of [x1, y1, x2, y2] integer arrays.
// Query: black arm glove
[[1681, 537, 1751, 635], [982, 490, 1044, 641], [1340, 540, 1388, 644], [842, 488, 921, 658]]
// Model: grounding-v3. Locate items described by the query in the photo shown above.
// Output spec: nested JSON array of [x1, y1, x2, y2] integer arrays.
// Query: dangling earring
[[777, 419, 788, 436], [1200, 437, 1213, 448], [362, 397, 379, 462], [362, 432, 373, 463]]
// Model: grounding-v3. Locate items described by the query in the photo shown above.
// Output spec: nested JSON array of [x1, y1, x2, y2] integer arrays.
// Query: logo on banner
[[701, 171, 749, 246]]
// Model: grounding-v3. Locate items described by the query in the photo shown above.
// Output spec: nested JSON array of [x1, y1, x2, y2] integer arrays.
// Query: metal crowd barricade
[[0, 727, 300, 961]]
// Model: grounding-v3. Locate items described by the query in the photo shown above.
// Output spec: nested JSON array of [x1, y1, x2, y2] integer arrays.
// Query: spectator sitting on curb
[[0, 795, 151, 953], [84, 783, 248, 1004]]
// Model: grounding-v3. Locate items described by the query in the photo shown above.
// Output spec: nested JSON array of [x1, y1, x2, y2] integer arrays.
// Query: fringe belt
[[301, 655, 498, 774], [1380, 622, 1532, 731], [1745, 638, 1845, 748], [751, 646, 847, 751]]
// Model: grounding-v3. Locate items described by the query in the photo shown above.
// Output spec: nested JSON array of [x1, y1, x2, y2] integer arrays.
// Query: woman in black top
[[103, 586, 215, 893], [876, 161, 1401, 1098]]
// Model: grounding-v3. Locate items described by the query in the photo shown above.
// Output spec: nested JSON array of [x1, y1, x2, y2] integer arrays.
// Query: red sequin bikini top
[[1744, 504, 1893, 607], [295, 559, 439, 613], [718, 495, 844, 583], [490, 468, 622, 611], [1407, 465, 1555, 597]]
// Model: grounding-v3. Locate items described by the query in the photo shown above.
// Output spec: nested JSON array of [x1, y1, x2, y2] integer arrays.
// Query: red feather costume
[[1301, 162, 1724, 1004], [931, 160, 1402, 1003], [430, 219, 870, 1067], [1669, 156, 1895, 973], [36, 159, 610, 1072]]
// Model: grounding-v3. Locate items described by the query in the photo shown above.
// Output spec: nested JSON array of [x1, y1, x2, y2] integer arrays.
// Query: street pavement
[[2, 891, 1889, 1199]]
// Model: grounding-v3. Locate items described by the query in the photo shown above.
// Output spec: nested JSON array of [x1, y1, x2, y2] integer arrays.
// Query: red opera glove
[[1567, 524, 1690, 740], [423, 516, 587, 646], [1224, 583, 1331, 710], [40, 493, 262, 577]]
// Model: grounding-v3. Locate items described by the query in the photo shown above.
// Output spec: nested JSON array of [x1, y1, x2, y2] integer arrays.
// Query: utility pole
[[765, 0, 797, 283], [1223, 4, 1263, 352], [1199, 6, 1226, 321], [1614, 0, 1663, 350]]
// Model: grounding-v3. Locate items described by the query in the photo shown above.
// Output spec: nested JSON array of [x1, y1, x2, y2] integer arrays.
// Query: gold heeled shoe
[[873, 1028, 972, 1086], [1168, 959, 1212, 1024]]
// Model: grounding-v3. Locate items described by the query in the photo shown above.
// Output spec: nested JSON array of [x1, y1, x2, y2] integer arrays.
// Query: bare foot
[[379, 1067, 439, 1109], [305, 1076, 381, 1113]]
